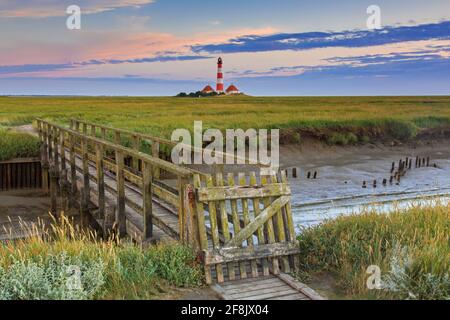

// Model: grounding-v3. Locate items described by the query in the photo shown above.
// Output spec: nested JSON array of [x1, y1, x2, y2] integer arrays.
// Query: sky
[[0, 0, 450, 96]]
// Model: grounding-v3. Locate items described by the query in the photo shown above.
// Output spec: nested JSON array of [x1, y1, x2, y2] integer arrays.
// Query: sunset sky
[[1, 0, 450, 96]]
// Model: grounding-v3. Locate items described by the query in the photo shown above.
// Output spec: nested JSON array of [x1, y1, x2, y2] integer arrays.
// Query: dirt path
[[11, 124, 38, 137]]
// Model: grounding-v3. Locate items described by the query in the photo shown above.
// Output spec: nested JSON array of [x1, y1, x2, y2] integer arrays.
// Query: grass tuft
[[0, 216, 203, 300], [297, 201, 450, 300], [0, 129, 41, 161]]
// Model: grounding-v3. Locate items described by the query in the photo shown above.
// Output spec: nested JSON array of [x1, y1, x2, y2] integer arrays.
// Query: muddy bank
[[279, 138, 450, 228], [0, 190, 51, 240]]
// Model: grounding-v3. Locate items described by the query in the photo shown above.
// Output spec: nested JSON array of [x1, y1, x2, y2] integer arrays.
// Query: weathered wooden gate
[[191, 171, 299, 284]]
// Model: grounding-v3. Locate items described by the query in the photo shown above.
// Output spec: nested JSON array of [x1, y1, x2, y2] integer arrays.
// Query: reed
[[297, 201, 450, 300], [0, 129, 41, 161], [0, 215, 203, 300]]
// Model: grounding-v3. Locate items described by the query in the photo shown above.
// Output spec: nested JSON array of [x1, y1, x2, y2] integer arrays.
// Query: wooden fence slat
[[271, 173, 290, 273], [206, 174, 224, 283], [260, 174, 280, 275], [132, 135, 140, 172], [227, 173, 247, 279], [193, 174, 212, 284], [197, 183, 291, 201], [280, 170, 300, 272], [142, 161, 153, 239], [238, 172, 259, 278], [152, 141, 160, 179], [95, 143, 105, 221], [250, 172, 270, 276], [216, 172, 235, 281], [115, 150, 126, 234]]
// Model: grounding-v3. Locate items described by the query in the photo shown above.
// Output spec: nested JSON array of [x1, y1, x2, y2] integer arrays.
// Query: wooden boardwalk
[[35, 118, 324, 300], [212, 274, 322, 300]]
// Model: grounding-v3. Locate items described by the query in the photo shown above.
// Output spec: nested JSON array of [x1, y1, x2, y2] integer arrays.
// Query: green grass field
[[1, 96, 449, 142]]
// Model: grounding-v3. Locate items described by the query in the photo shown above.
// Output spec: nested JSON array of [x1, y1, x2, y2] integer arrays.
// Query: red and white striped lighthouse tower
[[216, 57, 224, 93]]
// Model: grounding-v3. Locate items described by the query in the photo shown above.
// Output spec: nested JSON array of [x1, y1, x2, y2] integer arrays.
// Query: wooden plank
[[206, 174, 224, 283], [270, 173, 290, 273], [142, 161, 153, 239], [115, 150, 126, 234], [152, 141, 160, 179], [238, 172, 259, 278], [95, 143, 105, 220], [197, 183, 291, 202], [153, 184, 179, 209], [220, 275, 275, 287], [193, 174, 212, 284], [227, 283, 290, 297], [268, 293, 309, 300], [216, 172, 235, 281], [232, 287, 297, 300], [276, 273, 325, 300], [249, 172, 269, 276], [260, 175, 280, 275], [280, 170, 300, 272], [132, 135, 140, 172], [220, 278, 281, 291], [223, 196, 289, 249], [204, 241, 299, 265], [227, 173, 247, 279]]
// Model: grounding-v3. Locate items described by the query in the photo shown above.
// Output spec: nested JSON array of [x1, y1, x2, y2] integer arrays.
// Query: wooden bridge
[[35, 118, 323, 300]]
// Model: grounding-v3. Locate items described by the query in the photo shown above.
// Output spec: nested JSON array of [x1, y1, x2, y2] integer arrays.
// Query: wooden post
[[142, 161, 153, 240], [115, 150, 126, 235], [292, 168, 297, 178], [95, 144, 105, 221], [132, 135, 140, 172], [59, 130, 66, 173], [81, 137, 90, 225], [40, 143, 49, 194], [101, 128, 106, 140], [152, 141, 160, 179], [60, 169, 69, 214], [69, 134, 77, 207], [47, 124, 53, 161], [114, 131, 121, 145], [193, 174, 212, 284], [178, 176, 187, 243], [49, 166, 59, 216]]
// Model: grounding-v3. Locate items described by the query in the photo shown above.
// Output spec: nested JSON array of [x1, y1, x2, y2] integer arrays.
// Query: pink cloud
[[0, 0, 154, 18]]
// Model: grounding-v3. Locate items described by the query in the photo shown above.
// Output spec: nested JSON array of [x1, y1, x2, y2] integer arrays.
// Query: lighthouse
[[216, 57, 224, 93]]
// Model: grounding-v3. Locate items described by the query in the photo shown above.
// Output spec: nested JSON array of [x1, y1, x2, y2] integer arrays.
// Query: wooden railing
[[36, 118, 193, 241], [70, 119, 269, 174]]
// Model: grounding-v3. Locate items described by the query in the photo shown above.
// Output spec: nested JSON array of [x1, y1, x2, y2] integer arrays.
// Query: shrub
[[0, 252, 105, 300], [385, 120, 418, 140], [327, 132, 358, 145], [0, 217, 203, 300]]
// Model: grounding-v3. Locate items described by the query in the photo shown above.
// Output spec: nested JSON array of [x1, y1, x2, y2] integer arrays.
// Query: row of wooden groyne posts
[[34, 117, 318, 299]]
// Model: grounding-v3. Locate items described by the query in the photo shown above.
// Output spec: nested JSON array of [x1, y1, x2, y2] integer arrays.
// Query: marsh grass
[[0, 96, 449, 144], [0, 216, 203, 300], [297, 202, 450, 300], [0, 129, 41, 161]]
